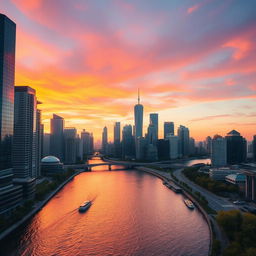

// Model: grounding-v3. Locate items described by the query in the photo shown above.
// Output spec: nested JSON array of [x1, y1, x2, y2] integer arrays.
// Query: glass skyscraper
[[149, 113, 158, 139], [0, 14, 15, 172], [134, 90, 143, 138], [0, 14, 23, 214]]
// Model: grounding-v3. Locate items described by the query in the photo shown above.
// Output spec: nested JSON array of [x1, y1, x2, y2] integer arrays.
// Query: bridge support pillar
[[108, 165, 111, 171]]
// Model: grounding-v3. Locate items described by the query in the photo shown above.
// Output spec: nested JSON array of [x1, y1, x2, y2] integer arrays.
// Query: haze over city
[[1, 0, 255, 141]]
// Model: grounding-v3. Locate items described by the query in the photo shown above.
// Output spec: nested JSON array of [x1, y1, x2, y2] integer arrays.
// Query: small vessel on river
[[79, 201, 92, 213], [184, 199, 195, 210]]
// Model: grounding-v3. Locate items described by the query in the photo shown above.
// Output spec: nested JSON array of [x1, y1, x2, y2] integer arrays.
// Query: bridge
[[64, 162, 140, 171]]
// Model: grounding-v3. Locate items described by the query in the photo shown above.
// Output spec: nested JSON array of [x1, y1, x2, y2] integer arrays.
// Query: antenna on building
[[138, 88, 140, 104]]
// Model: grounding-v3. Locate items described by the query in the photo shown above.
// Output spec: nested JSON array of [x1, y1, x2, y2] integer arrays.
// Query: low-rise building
[[209, 168, 240, 181], [41, 156, 64, 176], [225, 173, 246, 191]]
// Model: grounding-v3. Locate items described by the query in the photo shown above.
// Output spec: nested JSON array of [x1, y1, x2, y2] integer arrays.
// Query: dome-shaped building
[[41, 156, 64, 176]]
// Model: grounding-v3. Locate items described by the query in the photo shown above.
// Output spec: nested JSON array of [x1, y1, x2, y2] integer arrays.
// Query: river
[[0, 157, 210, 256]]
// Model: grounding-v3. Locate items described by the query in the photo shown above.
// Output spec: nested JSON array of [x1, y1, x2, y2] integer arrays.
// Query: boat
[[78, 201, 92, 213], [183, 199, 195, 210]]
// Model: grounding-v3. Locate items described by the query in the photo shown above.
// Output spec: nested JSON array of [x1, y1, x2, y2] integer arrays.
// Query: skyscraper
[[253, 135, 256, 162], [164, 122, 174, 138], [13, 86, 38, 199], [168, 135, 179, 159], [102, 126, 108, 154], [64, 127, 77, 164], [205, 136, 212, 155], [50, 114, 64, 161], [225, 130, 247, 164], [0, 14, 15, 172], [134, 89, 143, 138], [177, 125, 190, 157], [211, 135, 227, 167], [0, 14, 23, 214], [149, 113, 158, 139], [122, 124, 134, 159], [81, 129, 91, 158], [35, 108, 43, 177], [114, 122, 121, 158]]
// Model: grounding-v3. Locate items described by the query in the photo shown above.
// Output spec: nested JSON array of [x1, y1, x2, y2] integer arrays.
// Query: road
[[173, 168, 238, 212]]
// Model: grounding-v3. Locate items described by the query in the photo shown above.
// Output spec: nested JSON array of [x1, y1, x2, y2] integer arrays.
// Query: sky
[[1, 0, 256, 143]]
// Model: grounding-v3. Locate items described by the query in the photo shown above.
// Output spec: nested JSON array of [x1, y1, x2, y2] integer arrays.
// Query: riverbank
[[136, 166, 213, 256], [0, 171, 80, 242]]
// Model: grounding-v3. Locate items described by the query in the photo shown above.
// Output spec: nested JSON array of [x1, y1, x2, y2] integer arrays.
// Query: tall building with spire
[[134, 89, 143, 138], [134, 89, 144, 159]]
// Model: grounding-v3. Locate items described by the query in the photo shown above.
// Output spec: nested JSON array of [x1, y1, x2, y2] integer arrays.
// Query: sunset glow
[[1, 0, 255, 141]]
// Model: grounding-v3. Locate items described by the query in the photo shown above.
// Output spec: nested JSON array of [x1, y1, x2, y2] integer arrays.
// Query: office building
[[205, 136, 212, 155], [0, 14, 23, 213], [225, 130, 247, 164], [164, 122, 174, 138], [81, 129, 93, 158], [134, 90, 143, 138], [102, 126, 108, 154], [253, 135, 256, 162], [149, 113, 158, 139], [157, 139, 169, 160], [211, 135, 227, 167], [13, 86, 38, 200], [122, 125, 134, 159], [114, 122, 121, 158], [64, 127, 77, 164], [147, 123, 157, 146], [35, 108, 43, 177], [177, 125, 190, 157], [50, 114, 64, 161], [168, 135, 179, 159], [189, 137, 196, 156]]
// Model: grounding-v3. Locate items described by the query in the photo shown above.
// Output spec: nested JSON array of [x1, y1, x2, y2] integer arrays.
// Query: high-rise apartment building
[[177, 125, 190, 157], [0, 14, 23, 214], [211, 135, 227, 167], [13, 86, 38, 199], [164, 122, 174, 139], [149, 113, 158, 139], [50, 114, 64, 161]]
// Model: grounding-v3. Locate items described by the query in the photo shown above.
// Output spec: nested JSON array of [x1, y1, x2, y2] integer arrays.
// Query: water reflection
[[1, 158, 210, 256]]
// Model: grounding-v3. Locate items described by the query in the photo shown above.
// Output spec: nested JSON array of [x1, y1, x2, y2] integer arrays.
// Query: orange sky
[[1, 0, 256, 142]]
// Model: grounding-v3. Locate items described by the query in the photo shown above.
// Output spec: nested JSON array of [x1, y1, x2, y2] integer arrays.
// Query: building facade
[[149, 113, 158, 139], [50, 114, 64, 161], [211, 135, 227, 167], [225, 130, 247, 164], [64, 127, 77, 164], [0, 14, 23, 214], [164, 122, 174, 139], [102, 126, 108, 154], [177, 125, 190, 157]]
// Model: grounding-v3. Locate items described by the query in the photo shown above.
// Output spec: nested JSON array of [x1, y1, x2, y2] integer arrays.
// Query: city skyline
[[0, 1, 256, 141]]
